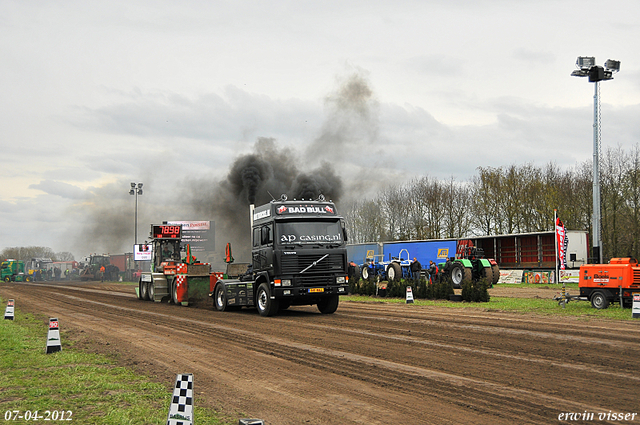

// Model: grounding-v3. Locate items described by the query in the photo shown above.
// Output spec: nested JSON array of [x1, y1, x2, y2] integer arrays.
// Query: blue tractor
[[360, 249, 419, 282]]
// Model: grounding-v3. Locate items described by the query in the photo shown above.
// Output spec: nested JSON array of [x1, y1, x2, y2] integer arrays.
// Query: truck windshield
[[277, 220, 343, 245]]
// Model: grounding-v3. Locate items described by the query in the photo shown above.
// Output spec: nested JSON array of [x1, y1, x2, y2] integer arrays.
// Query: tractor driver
[[161, 245, 173, 261]]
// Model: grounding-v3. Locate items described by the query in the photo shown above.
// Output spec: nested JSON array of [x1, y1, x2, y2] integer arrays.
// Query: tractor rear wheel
[[450, 262, 465, 288], [139, 280, 148, 300], [387, 263, 402, 282], [361, 266, 369, 280], [351, 265, 361, 282], [491, 264, 500, 285], [463, 268, 472, 285], [481, 266, 494, 285], [148, 281, 155, 301], [170, 278, 179, 304]]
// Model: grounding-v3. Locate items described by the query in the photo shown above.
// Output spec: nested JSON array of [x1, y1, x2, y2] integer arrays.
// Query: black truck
[[212, 196, 350, 316]]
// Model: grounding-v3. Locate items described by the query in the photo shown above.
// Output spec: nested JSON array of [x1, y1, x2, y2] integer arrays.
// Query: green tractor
[[438, 246, 499, 288], [80, 255, 111, 281]]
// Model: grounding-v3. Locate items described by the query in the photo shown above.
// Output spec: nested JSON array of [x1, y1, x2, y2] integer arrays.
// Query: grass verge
[[0, 302, 231, 425], [343, 283, 637, 321]]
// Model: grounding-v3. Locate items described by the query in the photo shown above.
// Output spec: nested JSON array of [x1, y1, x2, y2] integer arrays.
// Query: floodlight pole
[[129, 183, 144, 246], [592, 81, 602, 264], [572, 56, 619, 264]]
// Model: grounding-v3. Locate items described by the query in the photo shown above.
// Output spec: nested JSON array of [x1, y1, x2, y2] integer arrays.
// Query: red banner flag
[[556, 217, 568, 270]]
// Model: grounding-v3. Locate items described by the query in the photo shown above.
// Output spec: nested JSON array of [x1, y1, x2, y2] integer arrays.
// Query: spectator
[[410, 257, 422, 282], [428, 261, 438, 284]]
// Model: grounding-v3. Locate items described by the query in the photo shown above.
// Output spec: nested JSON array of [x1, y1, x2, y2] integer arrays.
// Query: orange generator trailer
[[579, 257, 640, 309]]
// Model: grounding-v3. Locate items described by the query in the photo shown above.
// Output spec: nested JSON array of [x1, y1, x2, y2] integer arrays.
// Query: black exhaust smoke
[[189, 137, 343, 265]]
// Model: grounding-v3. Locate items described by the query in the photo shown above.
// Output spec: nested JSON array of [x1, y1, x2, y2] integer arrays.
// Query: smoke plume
[[188, 137, 343, 264]]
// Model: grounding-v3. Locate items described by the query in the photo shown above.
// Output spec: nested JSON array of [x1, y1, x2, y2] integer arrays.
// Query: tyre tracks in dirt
[[1, 282, 638, 424]]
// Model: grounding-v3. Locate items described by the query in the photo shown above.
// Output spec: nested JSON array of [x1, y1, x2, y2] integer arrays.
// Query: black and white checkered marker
[[4, 299, 15, 320], [167, 373, 193, 425], [45, 318, 62, 354]]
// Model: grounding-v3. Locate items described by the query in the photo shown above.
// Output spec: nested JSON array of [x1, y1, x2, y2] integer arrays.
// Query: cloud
[[28, 181, 88, 200]]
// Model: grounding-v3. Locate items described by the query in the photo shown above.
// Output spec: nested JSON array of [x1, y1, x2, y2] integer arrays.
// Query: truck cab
[[213, 197, 350, 316], [1, 260, 29, 282]]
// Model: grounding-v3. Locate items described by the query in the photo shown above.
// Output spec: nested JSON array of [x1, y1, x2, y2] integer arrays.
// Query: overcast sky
[[1, 0, 639, 260]]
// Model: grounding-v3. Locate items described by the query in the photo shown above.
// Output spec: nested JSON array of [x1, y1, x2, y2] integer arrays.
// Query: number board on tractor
[[152, 225, 182, 239]]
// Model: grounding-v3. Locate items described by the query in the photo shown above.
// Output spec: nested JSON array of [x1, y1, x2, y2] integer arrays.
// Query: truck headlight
[[282, 279, 292, 286], [336, 276, 346, 284]]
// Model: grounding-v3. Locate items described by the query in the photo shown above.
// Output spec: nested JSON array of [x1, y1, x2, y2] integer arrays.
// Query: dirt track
[[1, 281, 639, 424]]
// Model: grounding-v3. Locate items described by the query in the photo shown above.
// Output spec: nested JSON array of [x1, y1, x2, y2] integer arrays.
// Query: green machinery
[[1, 260, 30, 282]]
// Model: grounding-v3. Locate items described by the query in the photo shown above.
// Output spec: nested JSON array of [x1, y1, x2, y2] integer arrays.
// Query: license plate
[[309, 288, 324, 293]]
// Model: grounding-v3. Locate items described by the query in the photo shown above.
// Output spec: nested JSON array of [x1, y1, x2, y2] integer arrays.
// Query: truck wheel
[[137, 280, 144, 300], [361, 266, 369, 280], [591, 291, 609, 309], [4, 276, 10, 282], [450, 262, 465, 288], [214, 284, 228, 311], [386, 263, 401, 282], [317, 295, 339, 314], [256, 283, 279, 317]]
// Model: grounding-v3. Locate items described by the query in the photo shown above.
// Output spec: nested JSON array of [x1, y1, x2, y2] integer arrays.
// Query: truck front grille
[[280, 253, 345, 286]]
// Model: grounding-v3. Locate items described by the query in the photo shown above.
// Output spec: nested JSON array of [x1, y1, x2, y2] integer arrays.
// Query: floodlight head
[[138, 189, 143, 195], [605, 59, 620, 72], [129, 189, 135, 195], [131, 182, 136, 188], [571, 69, 588, 77], [138, 183, 143, 188], [576, 56, 596, 70]]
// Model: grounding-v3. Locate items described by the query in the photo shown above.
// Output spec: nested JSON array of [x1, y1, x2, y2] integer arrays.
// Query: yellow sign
[[366, 250, 375, 258], [437, 248, 449, 259]]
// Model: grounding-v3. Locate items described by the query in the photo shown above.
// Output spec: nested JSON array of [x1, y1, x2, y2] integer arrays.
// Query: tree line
[[0, 246, 75, 262], [343, 145, 640, 262]]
